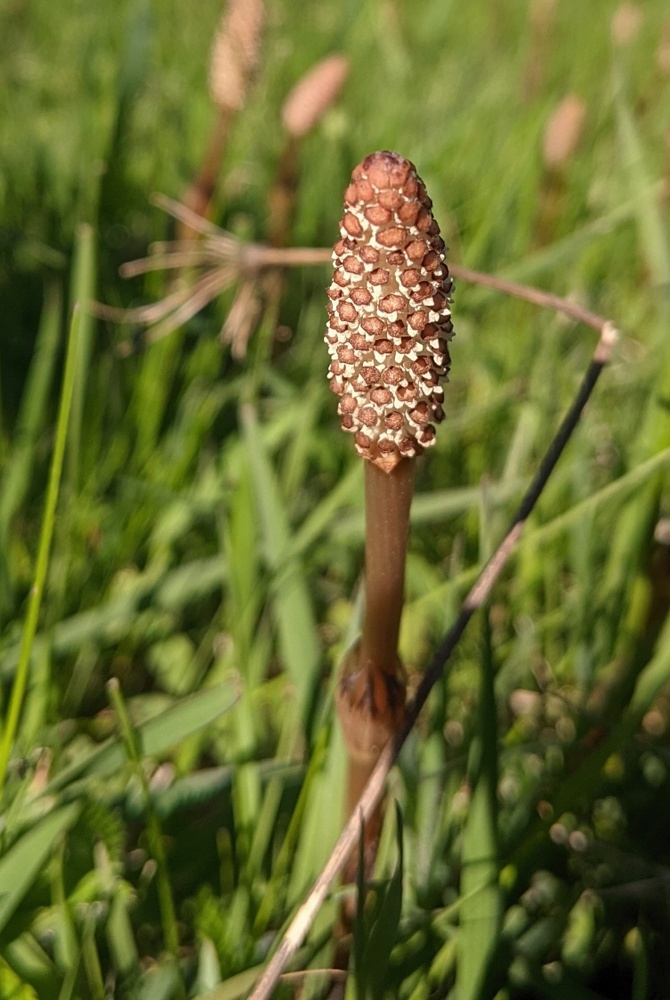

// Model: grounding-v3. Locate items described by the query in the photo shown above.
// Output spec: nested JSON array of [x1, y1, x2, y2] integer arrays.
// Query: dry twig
[[100, 196, 614, 357]]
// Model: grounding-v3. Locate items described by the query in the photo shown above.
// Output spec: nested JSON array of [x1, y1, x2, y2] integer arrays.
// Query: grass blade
[[0, 306, 82, 796], [107, 679, 181, 973], [241, 404, 320, 724], [0, 282, 61, 541], [45, 678, 239, 795], [614, 77, 670, 290], [0, 803, 81, 937], [66, 224, 96, 487], [457, 620, 502, 1000]]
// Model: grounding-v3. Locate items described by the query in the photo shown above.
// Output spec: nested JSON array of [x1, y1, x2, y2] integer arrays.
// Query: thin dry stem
[[246, 320, 618, 1000], [108, 200, 618, 357], [120, 248, 228, 277], [219, 277, 262, 357], [92, 282, 201, 326], [151, 193, 227, 237], [267, 139, 299, 249], [448, 263, 611, 334], [116, 268, 235, 357], [179, 107, 234, 237]]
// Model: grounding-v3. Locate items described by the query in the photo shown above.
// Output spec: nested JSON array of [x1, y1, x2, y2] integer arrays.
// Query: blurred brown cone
[[542, 95, 586, 171], [209, 0, 265, 113], [282, 54, 349, 139]]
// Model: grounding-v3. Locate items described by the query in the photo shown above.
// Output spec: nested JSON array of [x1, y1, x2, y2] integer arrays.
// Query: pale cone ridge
[[325, 151, 454, 472]]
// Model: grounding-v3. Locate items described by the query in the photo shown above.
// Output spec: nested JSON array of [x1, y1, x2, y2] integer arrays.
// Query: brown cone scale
[[325, 151, 454, 472]]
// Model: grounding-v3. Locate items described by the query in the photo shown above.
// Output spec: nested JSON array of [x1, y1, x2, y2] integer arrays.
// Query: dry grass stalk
[[105, 191, 614, 357]]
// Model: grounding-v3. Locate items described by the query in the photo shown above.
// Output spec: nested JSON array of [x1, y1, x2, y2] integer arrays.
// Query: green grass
[[2, 0, 670, 997]]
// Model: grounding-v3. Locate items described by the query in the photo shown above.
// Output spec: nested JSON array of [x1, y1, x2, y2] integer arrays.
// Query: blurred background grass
[[1, 0, 670, 997]]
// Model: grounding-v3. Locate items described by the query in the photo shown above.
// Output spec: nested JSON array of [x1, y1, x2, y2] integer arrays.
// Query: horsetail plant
[[268, 53, 349, 248], [249, 155, 619, 998], [180, 0, 265, 231], [324, 150, 454, 877]]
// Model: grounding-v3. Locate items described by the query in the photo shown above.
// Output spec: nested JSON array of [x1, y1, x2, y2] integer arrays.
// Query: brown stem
[[360, 458, 414, 677], [335, 459, 413, 911], [179, 108, 233, 239], [338, 459, 414, 781], [267, 136, 299, 249], [448, 262, 610, 335]]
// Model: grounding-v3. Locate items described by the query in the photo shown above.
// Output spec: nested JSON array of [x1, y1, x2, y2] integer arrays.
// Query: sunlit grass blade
[[462, 192, 651, 308], [0, 306, 82, 796], [191, 965, 263, 1000], [45, 678, 239, 795], [456, 483, 500, 1000], [630, 610, 670, 717], [93, 840, 139, 977], [614, 77, 670, 292], [285, 725, 343, 906], [288, 460, 362, 560], [222, 461, 262, 684], [0, 280, 61, 619], [107, 679, 182, 985], [0, 956, 40, 1000], [1, 936, 56, 997], [241, 403, 320, 725], [0, 803, 81, 937], [598, 74, 670, 652], [136, 960, 181, 1000], [128, 325, 187, 468], [99, 0, 152, 222], [66, 225, 96, 487]]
